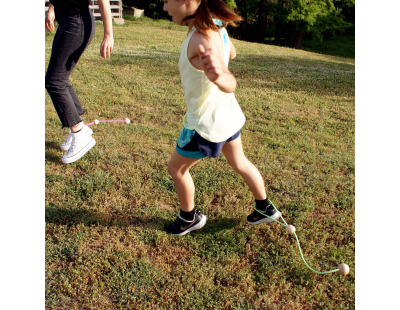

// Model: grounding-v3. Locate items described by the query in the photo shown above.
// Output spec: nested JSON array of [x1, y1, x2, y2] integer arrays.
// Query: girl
[[163, 0, 280, 235], [45, 0, 114, 164]]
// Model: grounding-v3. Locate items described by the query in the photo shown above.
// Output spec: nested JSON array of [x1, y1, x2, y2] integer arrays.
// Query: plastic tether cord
[[85, 119, 127, 126], [254, 199, 339, 274]]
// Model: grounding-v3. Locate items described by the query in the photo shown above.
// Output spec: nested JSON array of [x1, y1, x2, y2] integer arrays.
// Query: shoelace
[[176, 211, 199, 226], [66, 134, 78, 155], [63, 133, 73, 144]]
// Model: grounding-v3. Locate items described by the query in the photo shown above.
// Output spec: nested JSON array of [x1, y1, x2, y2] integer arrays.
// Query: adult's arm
[[97, 0, 114, 59]]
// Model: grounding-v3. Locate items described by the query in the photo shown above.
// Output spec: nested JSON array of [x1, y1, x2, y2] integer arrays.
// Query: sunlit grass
[[46, 19, 354, 309]]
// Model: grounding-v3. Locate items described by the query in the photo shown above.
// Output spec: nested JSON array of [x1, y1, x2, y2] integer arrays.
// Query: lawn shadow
[[154, 212, 243, 235], [45, 141, 62, 164], [46, 204, 243, 234], [196, 217, 242, 235], [46, 141, 60, 150], [45, 204, 152, 228], [45, 151, 61, 164]]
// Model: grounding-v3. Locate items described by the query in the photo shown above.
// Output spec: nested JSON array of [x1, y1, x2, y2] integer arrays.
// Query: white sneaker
[[62, 129, 96, 164], [60, 126, 93, 151]]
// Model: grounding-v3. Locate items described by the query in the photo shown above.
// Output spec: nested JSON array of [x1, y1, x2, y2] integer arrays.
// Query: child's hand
[[196, 43, 237, 93], [198, 44, 223, 83]]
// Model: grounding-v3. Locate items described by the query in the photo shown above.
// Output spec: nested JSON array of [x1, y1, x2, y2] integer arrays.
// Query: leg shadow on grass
[[196, 217, 242, 235], [45, 151, 61, 164], [46, 204, 243, 234], [45, 205, 155, 228], [45, 141, 62, 164], [46, 141, 60, 150], [155, 213, 243, 235]]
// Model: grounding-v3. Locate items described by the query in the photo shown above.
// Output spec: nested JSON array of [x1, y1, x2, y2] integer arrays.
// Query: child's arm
[[198, 44, 237, 93], [188, 30, 237, 94], [229, 39, 236, 60]]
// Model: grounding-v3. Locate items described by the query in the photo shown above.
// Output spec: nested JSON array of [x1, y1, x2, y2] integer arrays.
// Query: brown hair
[[181, 0, 243, 35]]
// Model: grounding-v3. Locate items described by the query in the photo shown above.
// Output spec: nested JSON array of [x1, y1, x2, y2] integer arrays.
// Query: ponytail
[[182, 0, 243, 35]]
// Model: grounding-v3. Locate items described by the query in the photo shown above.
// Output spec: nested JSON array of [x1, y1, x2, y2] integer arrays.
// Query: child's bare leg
[[222, 136, 280, 225], [221, 136, 267, 200], [166, 150, 207, 235], [167, 150, 202, 212]]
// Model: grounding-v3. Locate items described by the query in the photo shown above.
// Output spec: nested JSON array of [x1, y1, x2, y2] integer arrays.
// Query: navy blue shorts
[[176, 130, 241, 159]]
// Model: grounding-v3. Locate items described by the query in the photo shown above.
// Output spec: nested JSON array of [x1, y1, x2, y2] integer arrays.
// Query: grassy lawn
[[263, 32, 355, 59], [301, 32, 355, 59], [45, 18, 355, 309]]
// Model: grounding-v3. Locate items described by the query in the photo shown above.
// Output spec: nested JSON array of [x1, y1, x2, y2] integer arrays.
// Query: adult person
[[45, 0, 114, 164]]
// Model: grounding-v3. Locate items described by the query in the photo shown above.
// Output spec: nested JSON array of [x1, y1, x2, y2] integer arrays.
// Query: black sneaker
[[165, 210, 207, 236], [247, 203, 281, 225]]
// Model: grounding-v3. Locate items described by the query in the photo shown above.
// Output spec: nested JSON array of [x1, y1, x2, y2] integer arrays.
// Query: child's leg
[[221, 136, 267, 200], [167, 149, 202, 212], [166, 150, 207, 235], [222, 136, 280, 224]]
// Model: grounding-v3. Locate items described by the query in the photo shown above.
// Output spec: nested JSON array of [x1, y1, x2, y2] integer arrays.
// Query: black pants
[[45, 9, 95, 128]]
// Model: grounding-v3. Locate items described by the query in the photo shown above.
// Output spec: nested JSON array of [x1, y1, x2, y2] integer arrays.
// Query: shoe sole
[[247, 211, 281, 225], [60, 127, 94, 151], [62, 138, 96, 164], [173, 215, 207, 236]]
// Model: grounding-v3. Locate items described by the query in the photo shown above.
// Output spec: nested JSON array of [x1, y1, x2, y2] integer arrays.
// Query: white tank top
[[178, 26, 246, 143]]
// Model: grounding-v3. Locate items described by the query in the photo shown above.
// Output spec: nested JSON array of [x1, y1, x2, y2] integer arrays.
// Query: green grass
[[262, 27, 355, 59], [45, 19, 355, 309], [301, 33, 355, 59]]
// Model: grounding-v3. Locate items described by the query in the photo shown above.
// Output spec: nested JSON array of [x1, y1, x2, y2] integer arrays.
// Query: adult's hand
[[45, 4, 55, 33], [100, 34, 114, 59], [98, 0, 114, 59]]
